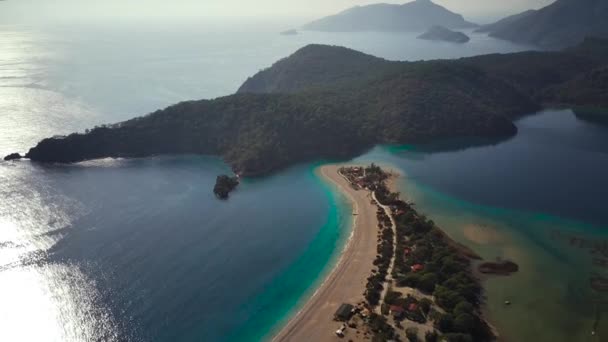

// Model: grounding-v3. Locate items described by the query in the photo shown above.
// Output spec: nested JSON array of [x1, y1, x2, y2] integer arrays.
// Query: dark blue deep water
[[360, 109, 608, 226]]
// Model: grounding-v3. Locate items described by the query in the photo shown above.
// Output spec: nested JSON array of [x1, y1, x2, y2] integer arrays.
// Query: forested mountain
[[18, 39, 608, 177], [302, 0, 476, 32], [475, 10, 536, 34], [479, 0, 608, 49]]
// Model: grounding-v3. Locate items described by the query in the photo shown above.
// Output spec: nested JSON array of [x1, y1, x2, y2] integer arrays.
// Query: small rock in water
[[280, 29, 298, 36], [4, 153, 22, 161], [213, 174, 240, 200]]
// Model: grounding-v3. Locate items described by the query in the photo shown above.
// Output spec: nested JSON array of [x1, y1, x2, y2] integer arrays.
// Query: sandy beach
[[271, 165, 380, 342]]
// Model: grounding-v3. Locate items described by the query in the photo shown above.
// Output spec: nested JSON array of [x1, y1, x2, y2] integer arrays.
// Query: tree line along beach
[[275, 164, 517, 342]]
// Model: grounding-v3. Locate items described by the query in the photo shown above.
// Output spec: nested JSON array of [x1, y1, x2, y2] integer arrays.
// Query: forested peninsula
[[15, 38, 608, 177], [477, 0, 608, 50]]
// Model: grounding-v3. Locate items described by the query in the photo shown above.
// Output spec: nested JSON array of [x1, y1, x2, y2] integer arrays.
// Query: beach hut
[[334, 303, 354, 321]]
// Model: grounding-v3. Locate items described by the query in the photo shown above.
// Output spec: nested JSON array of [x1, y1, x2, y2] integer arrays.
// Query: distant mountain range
[[478, 0, 608, 49], [14, 38, 608, 176], [475, 10, 536, 34], [302, 0, 476, 32]]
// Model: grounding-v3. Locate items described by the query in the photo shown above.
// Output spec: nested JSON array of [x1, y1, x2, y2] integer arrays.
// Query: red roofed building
[[408, 303, 418, 312], [411, 264, 424, 272], [389, 305, 405, 318]]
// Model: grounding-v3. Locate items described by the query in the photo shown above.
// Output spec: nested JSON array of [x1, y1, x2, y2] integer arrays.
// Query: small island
[[4, 153, 22, 161], [213, 175, 239, 200], [417, 25, 470, 43], [280, 29, 298, 36]]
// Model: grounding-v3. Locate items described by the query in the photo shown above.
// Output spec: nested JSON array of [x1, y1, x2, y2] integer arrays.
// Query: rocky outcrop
[[213, 175, 239, 199]]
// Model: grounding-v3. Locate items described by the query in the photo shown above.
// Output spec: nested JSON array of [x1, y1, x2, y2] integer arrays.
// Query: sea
[[1, 19, 607, 342]]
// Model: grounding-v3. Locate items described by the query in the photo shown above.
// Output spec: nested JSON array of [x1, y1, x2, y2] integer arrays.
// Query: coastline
[[271, 164, 382, 342], [273, 164, 499, 342]]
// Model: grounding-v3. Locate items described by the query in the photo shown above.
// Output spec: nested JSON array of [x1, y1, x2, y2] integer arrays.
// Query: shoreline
[[272, 164, 498, 341], [271, 164, 382, 342]]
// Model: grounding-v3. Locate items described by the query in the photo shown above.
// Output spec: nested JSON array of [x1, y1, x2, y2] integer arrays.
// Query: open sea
[[1, 20, 607, 342]]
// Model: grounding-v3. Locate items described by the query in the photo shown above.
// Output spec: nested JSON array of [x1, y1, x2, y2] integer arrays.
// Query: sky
[[0, 0, 555, 23]]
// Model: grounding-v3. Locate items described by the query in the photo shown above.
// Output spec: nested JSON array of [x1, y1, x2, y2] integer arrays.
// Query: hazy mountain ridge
[[20, 39, 608, 176], [237, 45, 396, 94], [302, 0, 477, 32], [475, 10, 537, 34], [480, 0, 608, 49]]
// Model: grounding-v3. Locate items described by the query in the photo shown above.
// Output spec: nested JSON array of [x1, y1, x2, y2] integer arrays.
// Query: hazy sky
[[1, 0, 555, 23]]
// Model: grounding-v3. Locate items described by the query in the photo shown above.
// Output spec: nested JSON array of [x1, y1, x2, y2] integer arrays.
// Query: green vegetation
[[543, 66, 608, 110], [478, 0, 608, 49], [364, 165, 394, 306], [341, 164, 494, 341], [365, 168, 491, 341], [21, 38, 608, 177], [368, 313, 397, 342]]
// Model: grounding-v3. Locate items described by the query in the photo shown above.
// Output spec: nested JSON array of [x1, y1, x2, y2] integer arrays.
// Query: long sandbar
[[272, 165, 380, 342]]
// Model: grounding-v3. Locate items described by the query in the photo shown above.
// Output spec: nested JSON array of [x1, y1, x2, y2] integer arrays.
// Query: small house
[[334, 303, 354, 321]]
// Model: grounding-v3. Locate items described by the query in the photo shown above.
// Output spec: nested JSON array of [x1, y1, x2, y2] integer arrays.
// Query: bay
[[3, 20, 604, 342]]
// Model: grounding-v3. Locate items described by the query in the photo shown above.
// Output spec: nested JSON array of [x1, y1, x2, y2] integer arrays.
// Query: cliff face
[[20, 39, 608, 176], [480, 0, 608, 49], [302, 0, 477, 32]]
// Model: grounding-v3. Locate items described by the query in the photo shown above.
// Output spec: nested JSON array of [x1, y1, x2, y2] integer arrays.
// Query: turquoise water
[[392, 179, 608, 341], [2, 19, 603, 342], [229, 167, 353, 341]]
